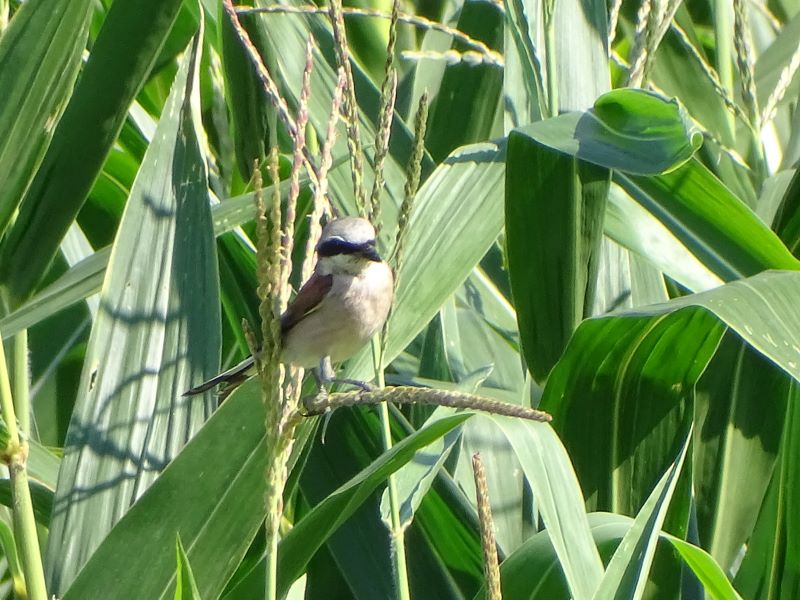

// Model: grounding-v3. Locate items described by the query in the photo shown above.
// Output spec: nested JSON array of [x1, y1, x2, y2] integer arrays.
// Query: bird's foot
[[314, 356, 374, 392], [329, 377, 374, 392]]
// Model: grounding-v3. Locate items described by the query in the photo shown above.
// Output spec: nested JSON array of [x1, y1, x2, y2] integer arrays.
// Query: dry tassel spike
[[301, 385, 553, 422], [473, 453, 502, 600]]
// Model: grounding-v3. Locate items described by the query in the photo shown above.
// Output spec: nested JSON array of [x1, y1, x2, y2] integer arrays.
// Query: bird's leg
[[316, 355, 374, 392], [316, 356, 336, 387], [302, 357, 373, 418]]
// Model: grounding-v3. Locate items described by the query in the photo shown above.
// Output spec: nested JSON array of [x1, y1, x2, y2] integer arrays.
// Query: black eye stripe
[[317, 238, 376, 257]]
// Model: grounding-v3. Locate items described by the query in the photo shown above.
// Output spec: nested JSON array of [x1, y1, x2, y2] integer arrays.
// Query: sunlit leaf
[[514, 90, 702, 175], [617, 162, 800, 281], [0, 250, 107, 340], [693, 333, 789, 573], [542, 270, 800, 534], [734, 384, 800, 600], [605, 183, 722, 292], [46, 29, 219, 594], [379, 408, 463, 528]]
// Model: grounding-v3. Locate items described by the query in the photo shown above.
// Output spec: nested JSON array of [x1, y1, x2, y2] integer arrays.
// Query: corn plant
[[0, 0, 798, 598]]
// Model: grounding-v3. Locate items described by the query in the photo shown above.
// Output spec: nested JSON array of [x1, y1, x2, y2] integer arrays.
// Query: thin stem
[[304, 69, 346, 282], [0, 332, 47, 600], [256, 152, 285, 600], [11, 331, 29, 435], [543, 2, 558, 116], [221, 0, 322, 193], [713, 0, 737, 140], [760, 38, 800, 128], [391, 92, 428, 269], [670, 22, 749, 124], [370, 85, 427, 600], [0, 0, 8, 35], [372, 339, 411, 600], [328, 0, 368, 217], [0, 344, 19, 458], [264, 446, 283, 600], [369, 70, 397, 234], [733, 0, 767, 177], [256, 69, 310, 595], [281, 39, 313, 308], [626, 0, 653, 87], [640, 0, 683, 84], [10, 465, 45, 600], [608, 0, 623, 49], [714, 0, 734, 92], [369, 0, 399, 231]]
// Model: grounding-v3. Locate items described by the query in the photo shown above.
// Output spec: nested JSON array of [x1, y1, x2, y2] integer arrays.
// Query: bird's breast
[[334, 262, 394, 332], [281, 262, 394, 368]]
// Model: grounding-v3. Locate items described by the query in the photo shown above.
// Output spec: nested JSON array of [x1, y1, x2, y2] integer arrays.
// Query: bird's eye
[[317, 238, 358, 257]]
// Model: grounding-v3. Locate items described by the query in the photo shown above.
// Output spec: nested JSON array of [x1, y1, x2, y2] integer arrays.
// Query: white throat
[[316, 254, 374, 276]]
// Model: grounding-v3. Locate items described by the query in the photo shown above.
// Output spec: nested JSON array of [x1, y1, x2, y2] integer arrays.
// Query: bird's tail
[[183, 355, 256, 397]]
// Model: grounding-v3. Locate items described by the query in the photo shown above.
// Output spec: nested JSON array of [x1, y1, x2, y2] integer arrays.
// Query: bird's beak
[[359, 244, 382, 262]]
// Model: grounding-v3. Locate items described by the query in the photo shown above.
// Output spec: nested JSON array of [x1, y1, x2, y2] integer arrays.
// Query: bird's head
[[315, 217, 383, 275]]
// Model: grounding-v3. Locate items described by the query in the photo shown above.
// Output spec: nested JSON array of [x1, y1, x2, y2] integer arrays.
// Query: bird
[[183, 216, 394, 397]]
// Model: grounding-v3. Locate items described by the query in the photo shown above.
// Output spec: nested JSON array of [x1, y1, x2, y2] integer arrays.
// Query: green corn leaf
[[174, 536, 202, 600], [0, 0, 186, 306], [0, 249, 108, 340], [45, 28, 219, 594], [591, 429, 691, 599], [514, 89, 702, 175], [506, 130, 609, 382], [61, 375, 472, 599], [692, 332, 790, 574], [541, 270, 800, 533], [487, 415, 605, 600], [617, 162, 800, 281], [425, 0, 504, 161], [734, 383, 800, 600], [219, 0, 270, 181], [0, 0, 92, 240], [492, 512, 742, 600]]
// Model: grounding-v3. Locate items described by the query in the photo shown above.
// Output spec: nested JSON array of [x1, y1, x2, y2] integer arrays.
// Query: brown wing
[[280, 272, 334, 336]]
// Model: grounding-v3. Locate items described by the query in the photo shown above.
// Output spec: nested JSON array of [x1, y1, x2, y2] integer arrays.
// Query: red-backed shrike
[[184, 217, 394, 396]]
